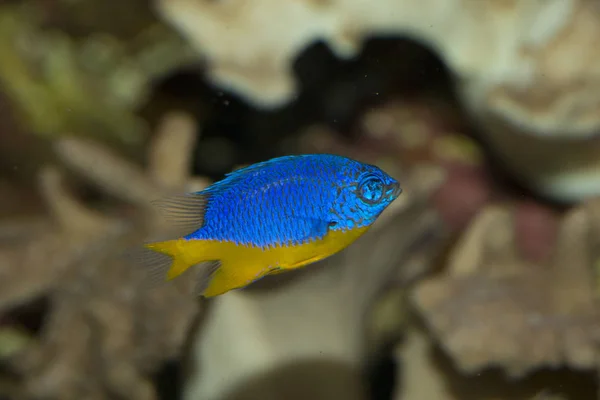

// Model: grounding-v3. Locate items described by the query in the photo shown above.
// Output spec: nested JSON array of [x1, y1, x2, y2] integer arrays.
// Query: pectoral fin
[[283, 215, 333, 245]]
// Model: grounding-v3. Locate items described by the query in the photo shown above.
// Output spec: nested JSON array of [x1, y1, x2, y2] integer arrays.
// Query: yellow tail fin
[[131, 238, 223, 294], [144, 240, 191, 280], [130, 238, 268, 297]]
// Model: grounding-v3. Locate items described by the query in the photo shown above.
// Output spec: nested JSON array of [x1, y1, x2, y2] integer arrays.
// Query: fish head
[[331, 161, 402, 230]]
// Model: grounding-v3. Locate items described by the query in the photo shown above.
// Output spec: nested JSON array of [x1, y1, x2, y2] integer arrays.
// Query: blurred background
[[0, 0, 599, 399]]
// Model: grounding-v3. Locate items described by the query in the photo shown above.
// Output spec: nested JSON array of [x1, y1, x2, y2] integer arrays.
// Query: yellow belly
[[194, 226, 371, 296], [231, 225, 370, 270]]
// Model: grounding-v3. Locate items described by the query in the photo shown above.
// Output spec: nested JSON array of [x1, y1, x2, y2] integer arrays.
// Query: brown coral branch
[[38, 166, 117, 234], [54, 138, 157, 207], [1, 110, 205, 400], [0, 162, 127, 312]]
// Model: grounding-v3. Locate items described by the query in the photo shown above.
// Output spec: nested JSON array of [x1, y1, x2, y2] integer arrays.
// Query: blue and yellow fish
[[138, 154, 402, 297]]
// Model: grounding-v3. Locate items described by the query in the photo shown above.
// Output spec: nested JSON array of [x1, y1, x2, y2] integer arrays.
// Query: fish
[[136, 153, 402, 297]]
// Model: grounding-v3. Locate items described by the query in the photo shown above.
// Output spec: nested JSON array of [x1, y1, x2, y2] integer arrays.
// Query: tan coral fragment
[[411, 204, 600, 377]]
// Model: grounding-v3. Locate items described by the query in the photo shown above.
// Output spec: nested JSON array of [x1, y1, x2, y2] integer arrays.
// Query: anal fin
[[202, 261, 271, 298], [192, 260, 221, 296]]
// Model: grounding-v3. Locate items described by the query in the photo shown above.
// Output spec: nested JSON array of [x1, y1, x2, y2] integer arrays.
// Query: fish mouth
[[389, 182, 402, 198]]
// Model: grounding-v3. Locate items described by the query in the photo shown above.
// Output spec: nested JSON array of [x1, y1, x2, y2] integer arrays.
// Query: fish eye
[[357, 175, 384, 204]]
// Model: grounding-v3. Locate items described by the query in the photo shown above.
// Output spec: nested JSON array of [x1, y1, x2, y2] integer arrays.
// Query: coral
[[332, 98, 600, 387], [155, 0, 600, 201], [155, 0, 600, 139], [0, 1, 197, 144], [394, 323, 590, 400], [411, 203, 600, 377], [0, 112, 206, 399]]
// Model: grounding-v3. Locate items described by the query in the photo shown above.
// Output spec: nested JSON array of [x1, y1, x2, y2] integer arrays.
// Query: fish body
[[140, 154, 402, 297]]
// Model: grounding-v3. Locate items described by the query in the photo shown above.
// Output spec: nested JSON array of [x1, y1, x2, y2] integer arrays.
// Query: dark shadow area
[[365, 344, 398, 400], [433, 343, 598, 400], [155, 359, 183, 400], [145, 36, 454, 183], [1, 296, 50, 336], [398, 317, 599, 400], [220, 359, 369, 400]]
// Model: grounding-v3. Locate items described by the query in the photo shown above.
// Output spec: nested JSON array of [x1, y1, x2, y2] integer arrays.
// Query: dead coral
[[156, 0, 600, 139], [156, 0, 600, 202], [395, 322, 594, 400], [411, 203, 600, 378], [0, 112, 206, 399]]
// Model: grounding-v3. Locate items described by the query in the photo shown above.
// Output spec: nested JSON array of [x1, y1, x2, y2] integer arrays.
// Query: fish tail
[[129, 238, 268, 298], [143, 240, 191, 280], [129, 239, 216, 287]]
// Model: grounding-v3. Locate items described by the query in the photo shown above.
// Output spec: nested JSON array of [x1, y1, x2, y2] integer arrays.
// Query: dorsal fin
[[151, 192, 208, 236], [203, 154, 327, 195], [221, 154, 347, 181], [223, 155, 306, 178]]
